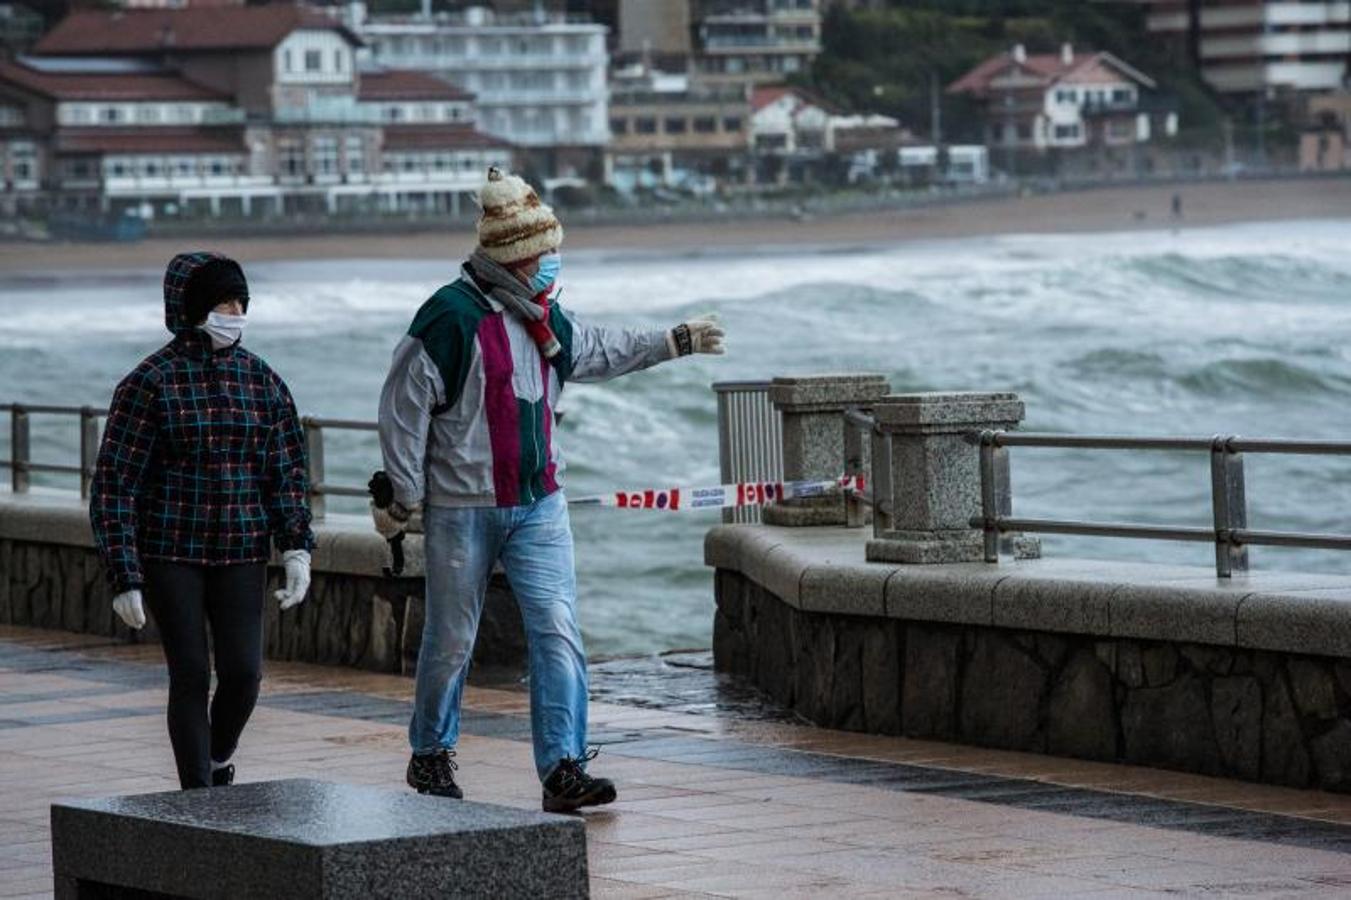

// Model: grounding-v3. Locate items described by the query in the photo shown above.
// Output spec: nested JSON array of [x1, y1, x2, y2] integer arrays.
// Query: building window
[[305, 50, 322, 73], [313, 136, 337, 175], [280, 141, 304, 177], [11, 143, 35, 179], [175, 158, 195, 177], [610, 118, 628, 135], [693, 117, 716, 133], [101, 106, 121, 124], [344, 136, 364, 174], [1053, 123, 1080, 139], [1112, 88, 1131, 104], [635, 117, 657, 134], [335, 50, 345, 72], [723, 116, 742, 132], [385, 106, 404, 122], [136, 106, 161, 124], [171, 105, 195, 124], [664, 117, 687, 134], [284, 50, 293, 72], [1055, 89, 1074, 104]]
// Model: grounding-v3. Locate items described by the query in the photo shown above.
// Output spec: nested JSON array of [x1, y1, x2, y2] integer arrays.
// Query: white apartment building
[[1141, 1, 1351, 94], [354, 4, 609, 178]]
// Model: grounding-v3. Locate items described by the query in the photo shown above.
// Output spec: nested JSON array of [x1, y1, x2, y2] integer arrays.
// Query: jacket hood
[[163, 251, 237, 336]]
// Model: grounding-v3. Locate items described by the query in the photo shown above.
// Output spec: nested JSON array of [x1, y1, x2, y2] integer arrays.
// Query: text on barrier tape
[[568, 475, 864, 511]]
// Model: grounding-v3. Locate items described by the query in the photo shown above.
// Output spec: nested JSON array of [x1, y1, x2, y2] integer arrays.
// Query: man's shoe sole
[[542, 784, 617, 813]]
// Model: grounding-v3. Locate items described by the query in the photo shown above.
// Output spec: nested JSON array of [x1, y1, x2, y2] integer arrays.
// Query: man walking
[[375, 168, 724, 812]]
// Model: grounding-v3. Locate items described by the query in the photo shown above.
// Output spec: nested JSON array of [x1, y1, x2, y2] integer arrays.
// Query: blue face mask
[[530, 253, 561, 294]]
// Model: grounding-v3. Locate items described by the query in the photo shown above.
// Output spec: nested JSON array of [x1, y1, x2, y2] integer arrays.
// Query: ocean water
[[5, 218, 1351, 656]]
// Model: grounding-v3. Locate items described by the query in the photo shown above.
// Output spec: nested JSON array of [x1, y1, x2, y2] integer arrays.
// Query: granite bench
[[50, 779, 588, 899]]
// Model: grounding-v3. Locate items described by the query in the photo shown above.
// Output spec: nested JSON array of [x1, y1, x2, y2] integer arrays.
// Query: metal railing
[[0, 403, 104, 498], [974, 431, 1351, 578], [842, 407, 889, 530], [1, 402, 378, 517], [713, 382, 782, 524]]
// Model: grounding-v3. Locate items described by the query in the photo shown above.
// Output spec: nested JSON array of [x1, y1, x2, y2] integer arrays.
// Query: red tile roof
[[35, 6, 361, 56], [751, 84, 838, 114], [381, 125, 510, 151], [359, 70, 474, 102], [0, 60, 228, 101], [948, 50, 1154, 96], [54, 127, 246, 154]]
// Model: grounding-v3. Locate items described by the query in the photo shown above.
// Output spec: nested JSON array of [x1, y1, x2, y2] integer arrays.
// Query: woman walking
[[90, 251, 314, 790]]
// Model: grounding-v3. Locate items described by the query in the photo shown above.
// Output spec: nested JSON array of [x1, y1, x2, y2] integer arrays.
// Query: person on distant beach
[[1172, 192, 1183, 221], [90, 252, 314, 790], [376, 167, 725, 812]]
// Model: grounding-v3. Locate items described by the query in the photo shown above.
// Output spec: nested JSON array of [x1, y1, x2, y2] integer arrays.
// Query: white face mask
[[201, 311, 246, 350]]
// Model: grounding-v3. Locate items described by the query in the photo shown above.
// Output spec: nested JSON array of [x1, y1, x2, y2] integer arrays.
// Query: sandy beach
[[1, 177, 1348, 273]]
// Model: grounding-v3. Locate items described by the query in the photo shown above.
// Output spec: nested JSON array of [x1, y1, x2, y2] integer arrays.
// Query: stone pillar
[[867, 392, 1025, 563], [762, 374, 889, 527]]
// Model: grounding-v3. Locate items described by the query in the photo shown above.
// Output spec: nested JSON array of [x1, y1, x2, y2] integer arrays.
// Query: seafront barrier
[[6, 379, 1351, 795], [708, 376, 1351, 793], [0, 492, 525, 675]]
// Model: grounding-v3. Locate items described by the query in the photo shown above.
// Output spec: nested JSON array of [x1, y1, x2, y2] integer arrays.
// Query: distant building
[[1136, 0, 1350, 95], [691, 0, 822, 88], [750, 84, 907, 183], [948, 44, 1177, 156], [605, 67, 750, 193], [897, 145, 990, 186], [354, 4, 609, 182], [0, 5, 510, 219]]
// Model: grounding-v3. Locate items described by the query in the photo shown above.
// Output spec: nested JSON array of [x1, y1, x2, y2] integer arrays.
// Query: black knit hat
[[183, 258, 249, 325]]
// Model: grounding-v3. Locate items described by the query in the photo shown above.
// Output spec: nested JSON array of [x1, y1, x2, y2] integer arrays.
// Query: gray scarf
[[466, 248, 545, 323]]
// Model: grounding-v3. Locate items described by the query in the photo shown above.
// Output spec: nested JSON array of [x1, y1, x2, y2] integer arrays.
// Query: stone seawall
[[709, 524, 1351, 793], [0, 493, 525, 676]]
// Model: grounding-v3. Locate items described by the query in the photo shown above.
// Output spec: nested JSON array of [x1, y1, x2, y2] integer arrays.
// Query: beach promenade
[[2, 624, 1351, 898]]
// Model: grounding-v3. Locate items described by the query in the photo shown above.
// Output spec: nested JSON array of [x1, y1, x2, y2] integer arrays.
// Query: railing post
[[79, 406, 99, 500], [304, 417, 326, 520], [870, 429, 893, 536], [715, 389, 734, 525], [1211, 435, 1249, 577], [762, 374, 889, 527], [867, 392, 1032, 564], [11, 403, 30, 493], [979, 430, 1000, 563], [843, 412, 864, 528]]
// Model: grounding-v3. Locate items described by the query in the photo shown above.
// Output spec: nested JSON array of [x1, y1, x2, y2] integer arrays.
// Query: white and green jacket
[[378, 269, 670, 509]]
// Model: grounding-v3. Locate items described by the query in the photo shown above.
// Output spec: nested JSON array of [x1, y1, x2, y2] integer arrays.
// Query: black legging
[[143, 562, 266, 789]]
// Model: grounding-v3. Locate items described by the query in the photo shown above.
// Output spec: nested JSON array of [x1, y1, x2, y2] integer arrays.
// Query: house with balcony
[[750, 84, 907, 184], [355, 4, 608, 183], [692, 0, 822, 88], [1138, 0, 1350, 96], [605, 66, 751, 193], [0, 4, 509, 219], [948, 44, 1177, 162]]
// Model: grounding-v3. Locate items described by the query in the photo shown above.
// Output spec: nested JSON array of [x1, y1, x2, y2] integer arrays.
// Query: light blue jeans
[[410, 491, 587, 781]]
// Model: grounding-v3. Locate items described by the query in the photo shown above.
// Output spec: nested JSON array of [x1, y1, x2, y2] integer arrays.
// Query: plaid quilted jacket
[[89, 252, 314, 595]]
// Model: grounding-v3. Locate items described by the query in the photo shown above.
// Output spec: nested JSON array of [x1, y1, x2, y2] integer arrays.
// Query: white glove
[[371, 500, 413, 540], [667, 315, 726, 357], [113, 589, 146, 630], [274, 549, 311, 610]]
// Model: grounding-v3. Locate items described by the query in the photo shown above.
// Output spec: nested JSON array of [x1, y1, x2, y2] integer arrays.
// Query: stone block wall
[[0, 538, 525, 677], [714, 568, 1351, 793]]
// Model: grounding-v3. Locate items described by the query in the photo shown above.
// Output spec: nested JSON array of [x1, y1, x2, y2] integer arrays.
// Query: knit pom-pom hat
[[475, 166, 563, 265]]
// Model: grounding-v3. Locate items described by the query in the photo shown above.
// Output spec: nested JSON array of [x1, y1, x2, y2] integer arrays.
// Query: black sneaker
[[211, 763, 234, 787], [407, 749, 462, 799], [542, 748, 616, 813]]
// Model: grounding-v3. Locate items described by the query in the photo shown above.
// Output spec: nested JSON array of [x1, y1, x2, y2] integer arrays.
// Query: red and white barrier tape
[[568, 475, 865, 511]]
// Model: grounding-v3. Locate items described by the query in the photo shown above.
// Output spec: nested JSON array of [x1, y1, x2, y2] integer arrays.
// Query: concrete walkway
[[2, 624, 1351, 898]]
